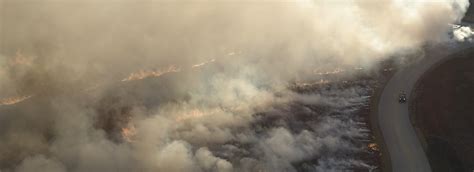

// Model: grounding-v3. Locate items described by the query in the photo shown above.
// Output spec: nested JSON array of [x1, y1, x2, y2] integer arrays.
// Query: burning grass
[[0, 95, 32, 106], [121, 65, 181, 82]]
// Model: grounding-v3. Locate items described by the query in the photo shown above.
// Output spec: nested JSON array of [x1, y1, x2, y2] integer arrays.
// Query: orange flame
[[121, 124, 137, 142], [313, 68, 345, 75], [295, 79, 330, 87], [0, 95, 32, 106], [9, 50, 33, 66], [121, 65, 181, 82], [175, 109, 208, 122], [192, 59, 215, 68], [368, 143, 379, 152]]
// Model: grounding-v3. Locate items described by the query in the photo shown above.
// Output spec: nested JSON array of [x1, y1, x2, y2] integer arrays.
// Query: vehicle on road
[[399, 92, 407, 103]]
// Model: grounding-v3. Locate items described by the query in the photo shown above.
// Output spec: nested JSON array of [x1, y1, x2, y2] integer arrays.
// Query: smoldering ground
[[0, 0, 470, 171]]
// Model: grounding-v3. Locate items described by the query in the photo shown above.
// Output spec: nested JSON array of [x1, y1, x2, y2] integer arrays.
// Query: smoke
[[452, 24, 474, 41], [0, 0, 470, 171]]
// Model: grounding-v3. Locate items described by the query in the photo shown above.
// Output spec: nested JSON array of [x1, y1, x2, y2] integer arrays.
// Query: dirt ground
[[412, 50, 474, 172]]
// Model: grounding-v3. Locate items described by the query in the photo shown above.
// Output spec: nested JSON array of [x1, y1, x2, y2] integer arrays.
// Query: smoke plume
[[0, 0, 470, 171]]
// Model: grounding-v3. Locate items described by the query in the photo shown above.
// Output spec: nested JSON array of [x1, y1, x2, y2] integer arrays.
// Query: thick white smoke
[[0, 0, 470, 171]]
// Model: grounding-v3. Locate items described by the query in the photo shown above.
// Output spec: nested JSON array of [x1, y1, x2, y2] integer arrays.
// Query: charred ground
[[411, 48, 474, 172]]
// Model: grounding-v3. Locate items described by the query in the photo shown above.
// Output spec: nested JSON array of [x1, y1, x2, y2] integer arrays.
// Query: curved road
[[378, 41, 474, 172]]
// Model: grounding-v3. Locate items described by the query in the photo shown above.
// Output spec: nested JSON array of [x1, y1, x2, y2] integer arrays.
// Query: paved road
[[378, 42, 474, 172]]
